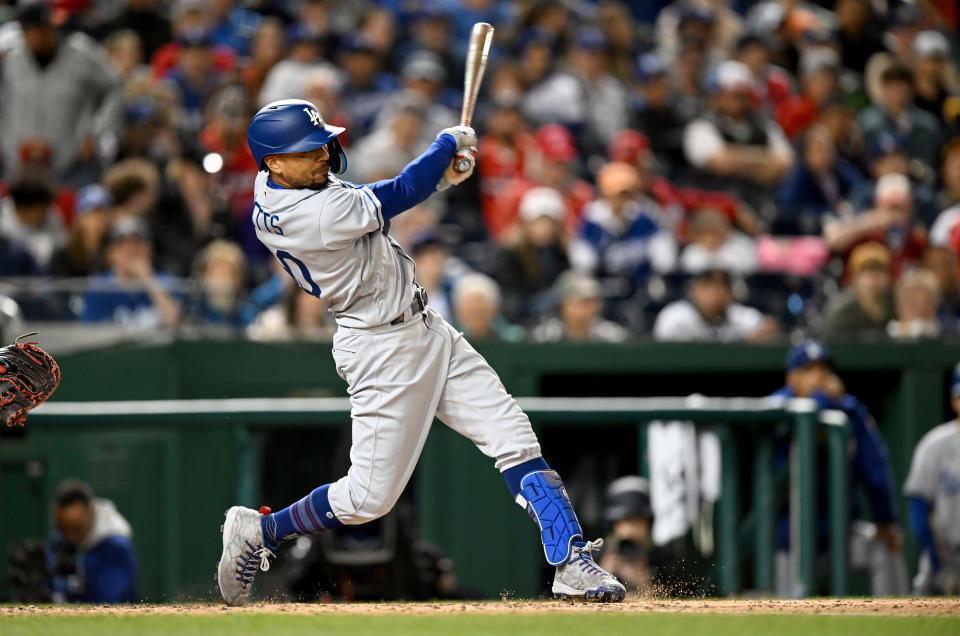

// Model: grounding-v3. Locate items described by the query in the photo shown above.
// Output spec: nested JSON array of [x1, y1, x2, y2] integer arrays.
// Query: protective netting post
[[753, 433, 775, 592], [715, 423, 739, 595], [823, 410, 850, 597], [789, 399, 818, 598]]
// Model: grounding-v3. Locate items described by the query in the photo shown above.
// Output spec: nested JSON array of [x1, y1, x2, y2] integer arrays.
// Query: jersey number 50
[[275, 250, 322, 297]]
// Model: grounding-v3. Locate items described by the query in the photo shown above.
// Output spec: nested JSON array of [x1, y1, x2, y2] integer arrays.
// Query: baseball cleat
[[552, 539, 626, 602], [215, 506, 275, 607]]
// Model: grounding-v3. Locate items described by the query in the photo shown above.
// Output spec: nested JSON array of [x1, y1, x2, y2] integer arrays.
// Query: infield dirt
[[2, 597, 957, 617]]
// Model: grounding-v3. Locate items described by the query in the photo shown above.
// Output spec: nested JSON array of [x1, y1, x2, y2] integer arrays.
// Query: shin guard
[[516, 470, 583, 566]]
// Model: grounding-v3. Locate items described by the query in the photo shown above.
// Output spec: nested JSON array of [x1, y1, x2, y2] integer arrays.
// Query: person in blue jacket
[[774, 125, 863, 235], [770, 340, 907, 595], [50, 480, 137, 603]]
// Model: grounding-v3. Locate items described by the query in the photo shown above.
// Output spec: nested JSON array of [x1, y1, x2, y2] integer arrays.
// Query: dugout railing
[[27, 396, 849, 599]]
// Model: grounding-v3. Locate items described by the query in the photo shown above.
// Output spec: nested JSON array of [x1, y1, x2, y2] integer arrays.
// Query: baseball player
[[771, 340, 907, 596], [215, 99, 625, 606], [903, 362, 960, 595]]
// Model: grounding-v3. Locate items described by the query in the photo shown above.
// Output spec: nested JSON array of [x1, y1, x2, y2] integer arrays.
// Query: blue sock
[[260, 484, 343, 549], [503, 457, 551, 497]]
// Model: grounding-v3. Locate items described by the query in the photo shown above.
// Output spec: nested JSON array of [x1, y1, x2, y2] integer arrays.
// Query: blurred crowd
[[0, 0, 959, 344]]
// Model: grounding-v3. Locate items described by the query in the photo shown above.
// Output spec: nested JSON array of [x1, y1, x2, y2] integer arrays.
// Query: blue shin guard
[[516, 470, 583, 566]]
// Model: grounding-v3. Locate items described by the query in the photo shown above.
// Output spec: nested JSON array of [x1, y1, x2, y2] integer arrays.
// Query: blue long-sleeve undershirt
[[909, 496, 940, 570], [366, 134, 457, 220]]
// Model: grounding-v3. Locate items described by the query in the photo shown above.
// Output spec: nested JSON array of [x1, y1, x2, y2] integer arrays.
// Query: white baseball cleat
[[215, 506, 275, 607], [552, 539, 626, 602]]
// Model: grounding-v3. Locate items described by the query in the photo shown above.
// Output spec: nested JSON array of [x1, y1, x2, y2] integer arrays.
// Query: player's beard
[[306, 170, 330, 191]]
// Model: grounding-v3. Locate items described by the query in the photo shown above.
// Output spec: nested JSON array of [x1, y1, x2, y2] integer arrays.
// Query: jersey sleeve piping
[[359, 185, 384, 230]]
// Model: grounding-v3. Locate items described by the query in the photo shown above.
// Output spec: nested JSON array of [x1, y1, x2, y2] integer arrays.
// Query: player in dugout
[[770, 340, 907, 596], [903, 362, 960, 595]]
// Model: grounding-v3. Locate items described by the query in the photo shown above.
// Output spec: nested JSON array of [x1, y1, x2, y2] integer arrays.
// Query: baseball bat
[[454, 22, 494, 172]]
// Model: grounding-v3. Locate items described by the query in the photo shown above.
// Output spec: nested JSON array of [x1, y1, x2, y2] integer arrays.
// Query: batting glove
[[437, 125, 477, 150], [437, 146, 478, 191]]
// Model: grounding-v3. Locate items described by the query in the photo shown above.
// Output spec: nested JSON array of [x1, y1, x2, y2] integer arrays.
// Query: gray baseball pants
[[326, 307, 543, 524]]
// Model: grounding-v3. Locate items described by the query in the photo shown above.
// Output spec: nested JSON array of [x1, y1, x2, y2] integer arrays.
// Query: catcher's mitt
[[0, 333, 60, 427]]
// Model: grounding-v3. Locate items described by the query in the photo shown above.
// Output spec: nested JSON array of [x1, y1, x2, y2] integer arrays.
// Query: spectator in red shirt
[[776, 48, 841, 140], [478, 98, 537, 230], [17, 138, 77, 227], [608, 129, 760, 240], [486, 124, 593, 244], [150, 3, 235, 82], [825, 173, 928, 278], [162, 28, 231, 134], [734, 32, 794, 115], [199, 86, 257, 219]]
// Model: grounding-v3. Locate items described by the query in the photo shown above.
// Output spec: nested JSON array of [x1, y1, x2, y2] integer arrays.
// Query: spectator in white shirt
[[679, 207, 758, 275], [523, 27, 629, 155], [683, 60, 793, 216], [930, 202, 960, 247], [653, 268, 777, 342], [532, 270, 628, 343], [0, 170, 65, 270], [887, 269, 942, 340]]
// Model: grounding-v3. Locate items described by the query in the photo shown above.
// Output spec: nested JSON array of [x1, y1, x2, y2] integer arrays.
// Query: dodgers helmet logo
[[303, 107, 324, 127]]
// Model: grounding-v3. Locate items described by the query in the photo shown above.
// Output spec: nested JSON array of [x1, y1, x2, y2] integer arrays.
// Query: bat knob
[[453, 146, 478, 174]]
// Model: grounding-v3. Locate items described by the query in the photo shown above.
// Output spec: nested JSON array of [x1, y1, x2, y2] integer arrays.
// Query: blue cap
[[801, 27, 837, 45], [890, 3, 923, 28], [678, 2, 716, 26], [786, 340, 833, 372], [952, 362, 960, 398], [339, 32, 376, 55], [286, 22, 323, 45], [635, 53, 667, 82], [76, 184, 113, 215], [408, 8, 448, 23], [124, 98, 160, 125], [409, 230, 443, 255], [574, 27, 609, 52], [868, 131, 907, 160], [177, 26, 212, 48], [517, 28, 556, 56], [736, 31, 776, 52]]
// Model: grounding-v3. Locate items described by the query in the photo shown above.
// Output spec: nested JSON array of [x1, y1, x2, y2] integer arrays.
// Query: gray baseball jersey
[[251, 170, 542, 525], [252, 171, 415, 328], [904, 421, 960, 547]]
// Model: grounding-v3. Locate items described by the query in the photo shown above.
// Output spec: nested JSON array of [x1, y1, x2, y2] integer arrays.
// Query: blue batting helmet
[[247, 99, 347, 174]]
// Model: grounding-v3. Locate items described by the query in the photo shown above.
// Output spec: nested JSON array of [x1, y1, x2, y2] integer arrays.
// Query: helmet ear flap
[[327, 138, 347, 175]]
